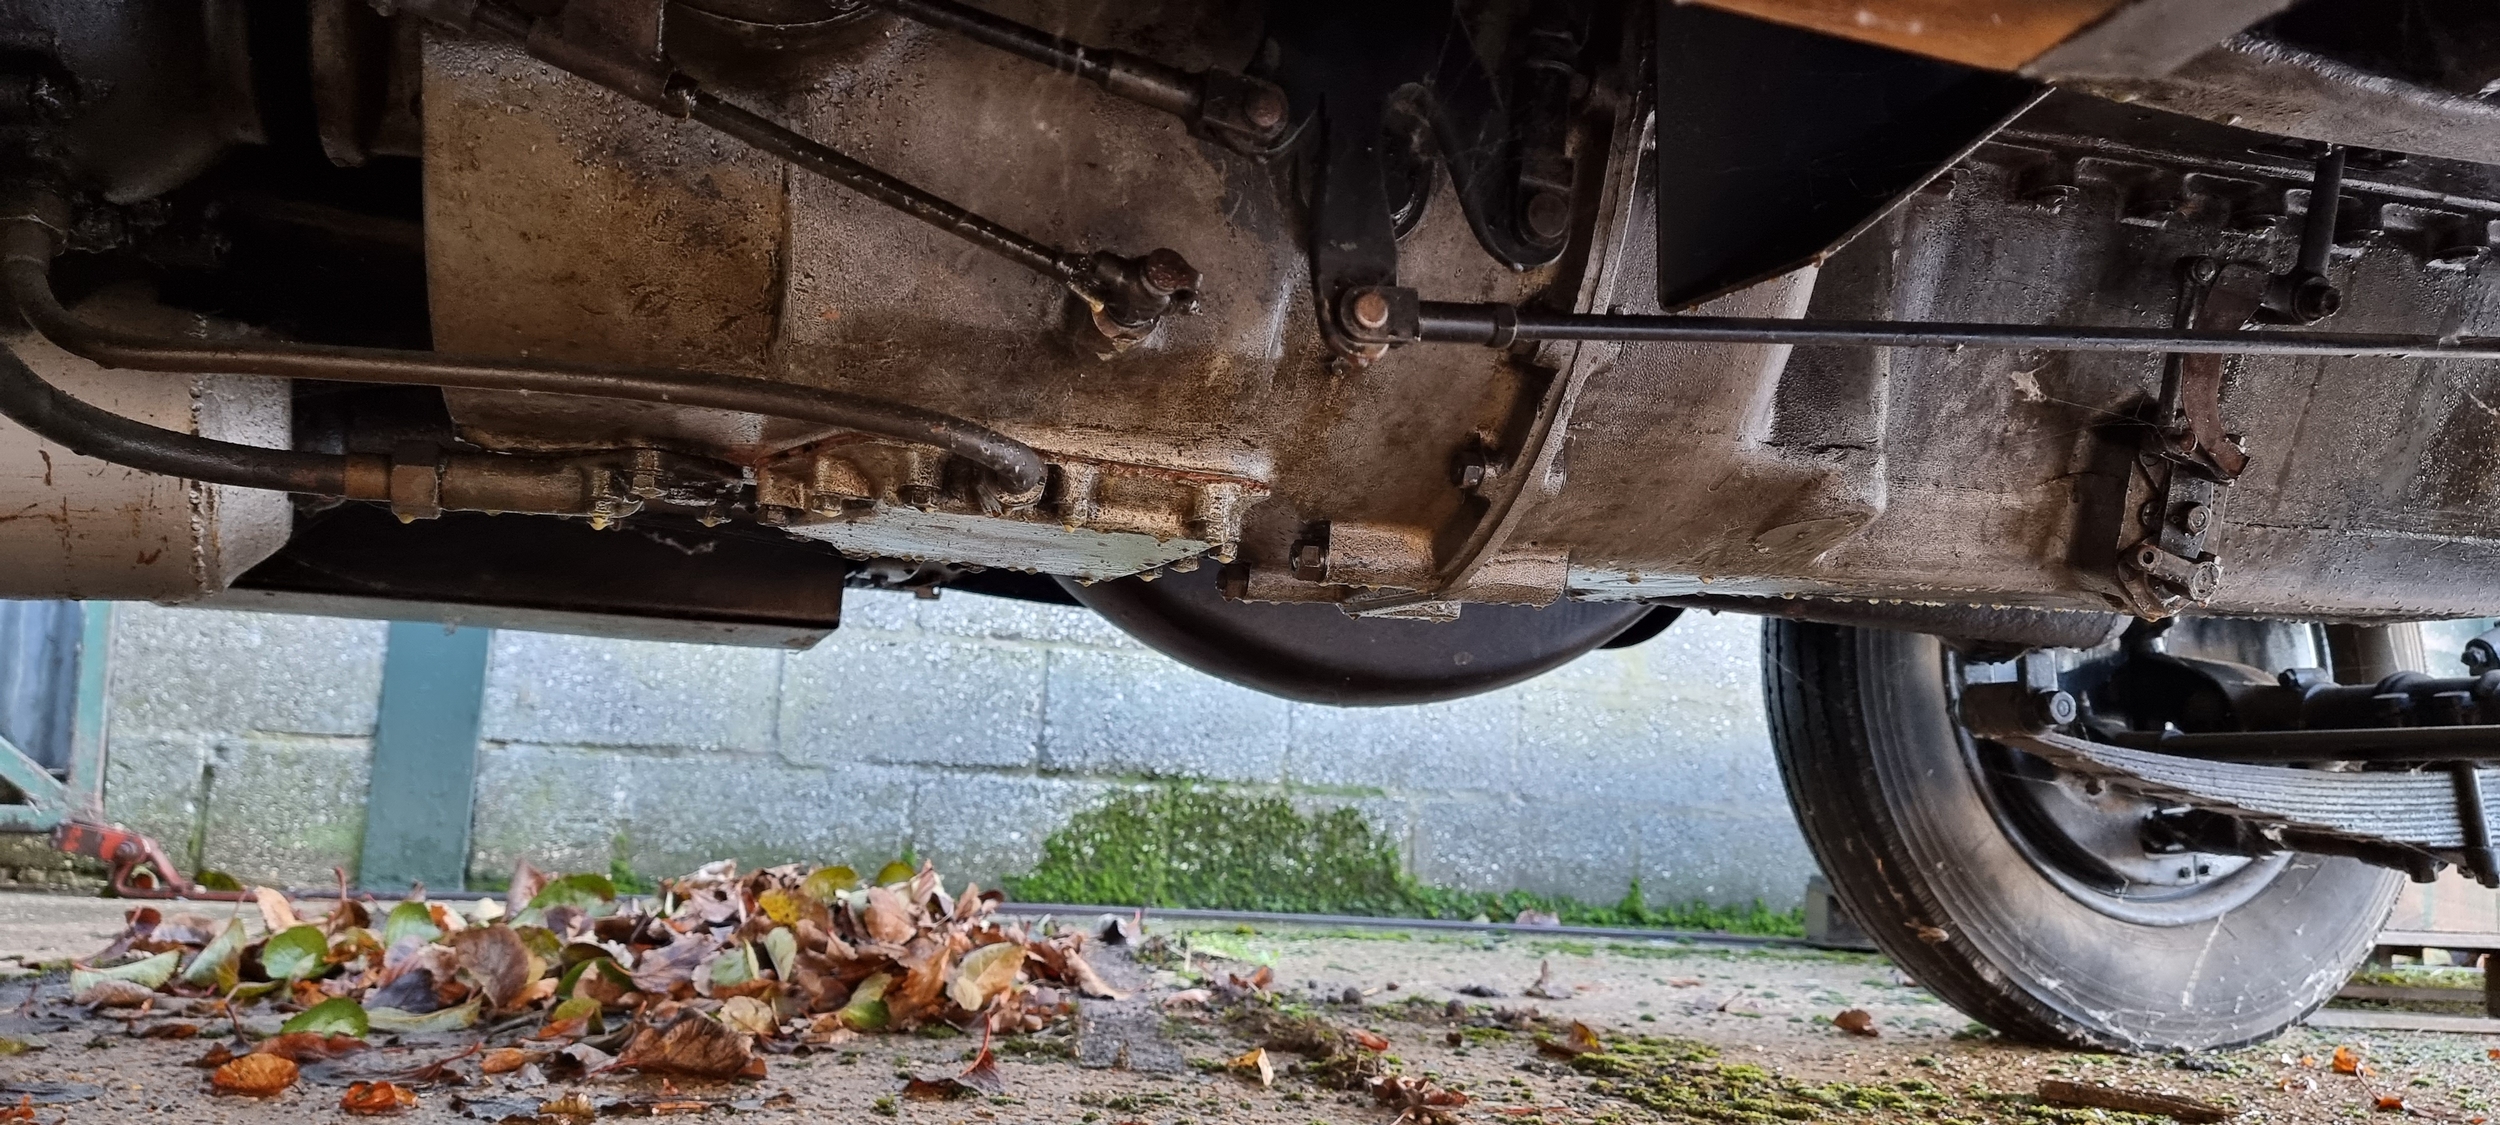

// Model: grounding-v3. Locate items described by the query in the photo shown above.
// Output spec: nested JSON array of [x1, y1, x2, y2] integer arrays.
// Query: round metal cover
[[1057, 566, 1653, 706]]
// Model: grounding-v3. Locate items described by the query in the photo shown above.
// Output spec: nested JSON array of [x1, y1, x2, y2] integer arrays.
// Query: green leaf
[[762, 928, 799, 981], [526, 873, 617, 914], [515, 926, 564, 963], [68, 949, 178, 996], [837, 973, 891, 1031], [707, 942, 757, 990], [947, 942, 1025, 1011], [279, 997, 369, 1038], [800, 866, 858, 902], [69, 945, 178, 1000], [381, 902, 442, 947], [180, 920, 249, 986], [555, 956, 607, 1000], [547, 994, 601, 1033], [192, 870, 243, 892], [367, 996, 481, 1034], [260, 925, 330, 982], [225, 980, 285, 1006], [872, 861, 915, 887]]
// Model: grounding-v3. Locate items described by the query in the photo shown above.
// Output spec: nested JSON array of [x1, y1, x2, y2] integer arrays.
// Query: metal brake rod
[[1410, 300, 2500, 359]]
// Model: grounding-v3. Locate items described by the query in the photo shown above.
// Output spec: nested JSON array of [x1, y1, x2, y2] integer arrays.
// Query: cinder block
[[109, 606, 385, 738], [481, 631, 780, 752], [1408, 795, 1640, 903], [779, 634, 1045, 769], [1039, 648, 1289, 782], [907, 772, 1115, 890], [467, 742, 917, 884], [1282, 692, 1519, 793], [913, 591, 1140, 648], [101, 733, 212, 870], [195, 735, 373, 887], [1633, 808, 1816, 909]]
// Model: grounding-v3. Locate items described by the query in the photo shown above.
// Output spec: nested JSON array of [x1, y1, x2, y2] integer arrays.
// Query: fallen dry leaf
[[1833, 1009, 1878, 1037], [1351, 1029, 1390, 1052], [212, 1052, 300, 1097], [2037, 1080, 2227, 1123], [342, 1080, 418, 1116], [1162, 988, 1213, 1010], [255, 886, 300, 933], [717, 995, 777, 1039], [1524, 959, 1570, 1000], [1666, 977, 1701, 987], [2334, 1045, 2367, 1076], [448, 926, 535, 1011], [481, 1048, 545, 1075], [0, 1096, 29, 1122], [252, 1032, 367, 1062], [74, 978, 157, 1008], [1226, 1046, 1275, 1088], [1371, 1073, 1469, 1125], [860, 886, 914, 944], [2377, 1095, 2409, 1113], [617, 1013, 759, 1080], [903, 1040, 1005, 1100], [1062, 949, 1126, 1000], [1537, 1020, 1604, 1058]]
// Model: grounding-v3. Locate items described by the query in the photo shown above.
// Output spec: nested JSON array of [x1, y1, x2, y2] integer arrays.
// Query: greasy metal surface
[[2023, 0, 2295, 81], [1537, 97, 2500, 618], [2070, 35, 2500, 167], [422, 0, 1576, 583], [413, 6, 2500, 618]]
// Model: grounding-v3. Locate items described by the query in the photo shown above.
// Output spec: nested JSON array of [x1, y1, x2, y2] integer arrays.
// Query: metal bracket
[[2114, 257, 2261, 617]]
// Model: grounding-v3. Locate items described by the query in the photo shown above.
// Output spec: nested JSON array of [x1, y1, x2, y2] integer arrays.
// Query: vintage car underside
[[9, 0, 2500, 634], [26, 0, 2500, 1054]]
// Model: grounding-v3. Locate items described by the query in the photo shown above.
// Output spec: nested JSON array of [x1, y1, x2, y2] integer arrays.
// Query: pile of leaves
[[63, 858, 1125, 1099]]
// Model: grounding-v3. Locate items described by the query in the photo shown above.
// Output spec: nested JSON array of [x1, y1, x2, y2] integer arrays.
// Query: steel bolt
[[2186, 257, 2220, 285], [1244, 86, 1287, 131], [2185, 559, 2222, 602], [1141, 248, 1201, 297], [1522, 189, 1571, 242], [1291, 541, 1329, 582], [2177, 502, 2211, 535], [1347, 289, 1391, 332], [2026, 689, 2079, 728]]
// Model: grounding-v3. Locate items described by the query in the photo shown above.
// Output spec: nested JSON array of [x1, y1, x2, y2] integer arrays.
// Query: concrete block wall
[[100, 594, 1816, 909]]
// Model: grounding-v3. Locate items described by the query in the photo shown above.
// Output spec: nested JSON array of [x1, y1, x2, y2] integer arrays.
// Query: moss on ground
[[1573, 1037, 2171, 1125], [1005, 785, 1803, 936]]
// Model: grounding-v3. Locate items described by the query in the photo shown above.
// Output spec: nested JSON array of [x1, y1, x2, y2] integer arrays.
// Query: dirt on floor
[[0, 893, 2495, 1124]]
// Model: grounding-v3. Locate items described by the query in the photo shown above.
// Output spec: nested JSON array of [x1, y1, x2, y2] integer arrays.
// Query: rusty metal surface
[[414, 4, 2500, 619]]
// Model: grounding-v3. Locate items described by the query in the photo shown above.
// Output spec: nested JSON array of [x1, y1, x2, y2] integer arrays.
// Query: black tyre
[[1763, 620, 2402, 1051]]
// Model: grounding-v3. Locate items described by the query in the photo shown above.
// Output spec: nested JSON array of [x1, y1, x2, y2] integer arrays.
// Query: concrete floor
[[4, 891, 2500, 1124]]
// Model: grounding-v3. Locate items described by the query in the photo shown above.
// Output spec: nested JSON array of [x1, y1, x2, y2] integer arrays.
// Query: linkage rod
[[1413, 301, 2500, 359]]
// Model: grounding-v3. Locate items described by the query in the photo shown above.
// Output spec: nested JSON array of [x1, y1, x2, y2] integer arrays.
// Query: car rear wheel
[[1763, 619, 2402, 1051]]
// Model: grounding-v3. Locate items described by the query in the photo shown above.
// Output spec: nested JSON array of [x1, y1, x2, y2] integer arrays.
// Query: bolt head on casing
[[1290, 542, 1328, 581], [2027, 689, 2079, 728], [2177, 501, 2212, 536], [1244, 86, 1287, 130], [1347, 289, 1391, 332]]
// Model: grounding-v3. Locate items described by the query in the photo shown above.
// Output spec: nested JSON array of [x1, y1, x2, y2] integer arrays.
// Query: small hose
[[0, 338, 355, 495], [0, 217, 1049, 495]]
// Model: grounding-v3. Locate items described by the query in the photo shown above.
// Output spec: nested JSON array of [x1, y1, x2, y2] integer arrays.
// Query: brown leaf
[[505, 860, 549, 921], [342, 1080, 419, 1116], [193, 1043, 236, 1068], [616, 1014, 757, 1080], [73, 979, 157, 1008], [481, 1048, 545, 1075], [255, 887, 300, 934], [1523, 959, 1570, 1000], [1062, 949, 1126, 1000], [2377, 1095, 2409, 1114], [903, 1041, 1005, 1100], [253, 1032, 367, 1062], [1833, 1009, 1878, 1037], [138, 1022, 200, 1039], [449, 926, 535, 1010], [212, 1052, 300, 1097], [1536, 1021, 1603, 1058], [2334, 1045, 2369, 1076], [0, 1095, 29, 1122], [1371, 1074, 1468, 1125], [2037, 1080, 2228, 1124], [1226, 1046, 1275, 1088], [861, 886, 915, 943], [1351, 1030, 1390, 1053]]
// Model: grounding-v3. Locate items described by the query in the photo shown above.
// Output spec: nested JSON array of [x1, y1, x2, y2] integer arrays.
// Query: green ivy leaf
[[179, 920, 248, 987], [279, 997, 369, 1038], [367, 996, 481, 1034], [260, 925, 330, 982], [381, 901, 441, 947], [837, 972, 891, 1031], [526, 873, 617, 914]]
